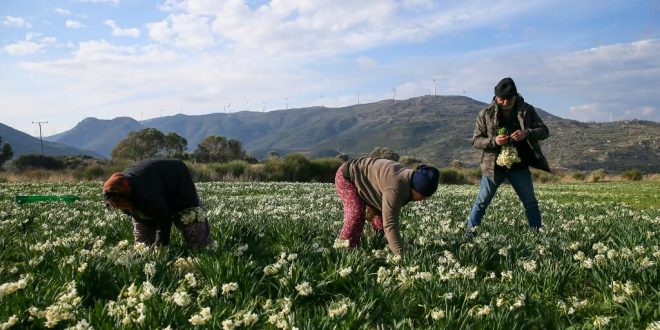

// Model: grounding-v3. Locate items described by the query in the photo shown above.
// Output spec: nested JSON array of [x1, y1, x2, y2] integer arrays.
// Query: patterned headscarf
[[102, 172, 133, 210]]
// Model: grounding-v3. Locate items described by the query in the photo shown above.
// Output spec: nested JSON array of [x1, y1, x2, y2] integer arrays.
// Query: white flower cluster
[[338, 267, 352, 278], [264, 298, 294, 329], [106, 282, 157, 326], [221, 282, 239, 296], [436, 251, 479, 281], [234, 244, 249, 256], [469, 305, 492, 317], [295, 282, 312, 296], [332, 239, 350, 249], [646, 321, 660, 330], [557, 296, 589, 315], [0, 274, 31, 298], [30, 281, 81, 328], [143, 262, 156, 278], [189, 307, 212, 326], [179, 207, 206, 226], [376, 265, 432, 290], [519, 259, 538, 273], [263, 252, 297, 276], [327, 298, 353, 319], [221, 310, 258, 330], [428, 308, 445, 320], [610, 280, 640, 303], [105, 241, 150, 267], [495, 293, 526, 310], [592, 315, 613, 327], [496, 145, 521, 169], [172, 257, 198, 274], [0, 315, 18, 330]]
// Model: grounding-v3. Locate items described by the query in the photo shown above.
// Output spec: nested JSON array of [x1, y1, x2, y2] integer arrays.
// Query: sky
[[1, 0, 659, 137]]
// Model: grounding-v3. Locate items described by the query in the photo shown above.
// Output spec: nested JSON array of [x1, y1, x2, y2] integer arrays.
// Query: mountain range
[[3, 95, 659, 172], [0, 123, 102, 158]]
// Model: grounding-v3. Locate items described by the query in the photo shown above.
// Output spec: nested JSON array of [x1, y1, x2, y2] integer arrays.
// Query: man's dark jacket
[[472, 95, 551, 178]]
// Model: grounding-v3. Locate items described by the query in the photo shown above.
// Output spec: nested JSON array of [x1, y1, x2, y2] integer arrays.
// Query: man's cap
[[494, 77, 517, 98]]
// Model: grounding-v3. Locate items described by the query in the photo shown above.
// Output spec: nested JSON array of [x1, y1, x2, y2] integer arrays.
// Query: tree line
[[110, 128, 255, 163]]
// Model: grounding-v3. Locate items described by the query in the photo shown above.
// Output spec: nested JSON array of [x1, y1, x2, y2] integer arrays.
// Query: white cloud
[[144, 1, 508, 56], [104, 20, 140, 37], [2, 16, 32, 28], [641, 106, 655, 116], [146, 14, 214, 48], [570, 104, 606, 121], [2, 33, 56, 55], [76, 0, 120, 4], [54, 8, 71, 16], [66, 20, 85, 29]]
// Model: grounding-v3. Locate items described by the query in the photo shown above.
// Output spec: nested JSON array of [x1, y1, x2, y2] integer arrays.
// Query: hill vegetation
[[4, 95, 659, 173]]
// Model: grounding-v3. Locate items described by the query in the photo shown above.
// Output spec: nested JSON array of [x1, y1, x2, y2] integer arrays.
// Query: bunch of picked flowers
[[495, 128, 520, 168]]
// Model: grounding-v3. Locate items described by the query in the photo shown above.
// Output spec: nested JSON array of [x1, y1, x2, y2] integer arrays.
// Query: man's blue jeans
[[467, 167, 542, 229]]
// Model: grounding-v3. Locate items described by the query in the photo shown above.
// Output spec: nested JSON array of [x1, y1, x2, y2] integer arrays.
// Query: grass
[[0, 181, 659, 329]]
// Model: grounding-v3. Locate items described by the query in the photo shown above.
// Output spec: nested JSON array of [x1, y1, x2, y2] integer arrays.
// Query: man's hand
[[511, 129, 529, 142], [495, 135, 510, 146]]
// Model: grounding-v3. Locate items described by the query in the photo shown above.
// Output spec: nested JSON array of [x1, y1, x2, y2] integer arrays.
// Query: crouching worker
[[103, 159, 211, 249], [335, 157, 440, 256]]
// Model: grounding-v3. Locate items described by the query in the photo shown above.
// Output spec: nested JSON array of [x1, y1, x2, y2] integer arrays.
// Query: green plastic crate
[[15, 195, 81, 204]]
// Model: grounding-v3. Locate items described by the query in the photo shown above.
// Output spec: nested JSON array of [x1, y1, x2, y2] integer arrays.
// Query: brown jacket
[[473, 95, 550, 178], [348, 157, 413, 255]]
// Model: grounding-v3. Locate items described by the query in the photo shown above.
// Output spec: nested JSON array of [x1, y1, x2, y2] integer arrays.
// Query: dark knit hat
[[411, 165, 440, 197], [494, 77, 517, 98]]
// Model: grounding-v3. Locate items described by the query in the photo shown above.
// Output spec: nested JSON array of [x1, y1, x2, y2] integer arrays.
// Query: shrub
[[12, 154, 66, 170], [462, 167, 482, 183], [588, 169, 606, 183], [210, 161, 249, 179], [368, 147, 399, 162], [532, 170, 558, 183], [187, 163, 215, 182], [400, 156, 423, 167], [73, 164, 107, 181], [282, 153, 313, 181], [309, 158, 342, 183], [621, 169, 642, 181], [438, 168, 466, 185], [570, 172, 586, 181]]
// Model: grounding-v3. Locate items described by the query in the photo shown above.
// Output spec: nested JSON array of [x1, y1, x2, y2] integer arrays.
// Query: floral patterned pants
[[335, 163, 383, 247], [133, 206, 211, 249]]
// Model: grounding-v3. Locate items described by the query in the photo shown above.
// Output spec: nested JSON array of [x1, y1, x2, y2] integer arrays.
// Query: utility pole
[[433, 78, 436, 96], [32, 121, 47, 157]]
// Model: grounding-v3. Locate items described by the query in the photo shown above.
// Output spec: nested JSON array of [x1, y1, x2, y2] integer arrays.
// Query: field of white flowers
[[1, 181, 659, 329]]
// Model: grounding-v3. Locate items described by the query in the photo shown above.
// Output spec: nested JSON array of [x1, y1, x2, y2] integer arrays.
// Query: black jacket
[[123, 159, 199, 245]]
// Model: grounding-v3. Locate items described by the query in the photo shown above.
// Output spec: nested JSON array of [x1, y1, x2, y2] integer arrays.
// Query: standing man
[[103, 159, 211, 249], [466, 77, 550, 237], [335, 157, 440, 256]]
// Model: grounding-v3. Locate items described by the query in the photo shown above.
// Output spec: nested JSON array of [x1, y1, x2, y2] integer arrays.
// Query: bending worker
[[102, 159, 211, 249], [335, 157, 440, 256]]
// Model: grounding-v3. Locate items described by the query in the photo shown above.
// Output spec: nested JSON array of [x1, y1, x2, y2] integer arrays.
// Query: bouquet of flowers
[[496, 127, 520, 168]]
